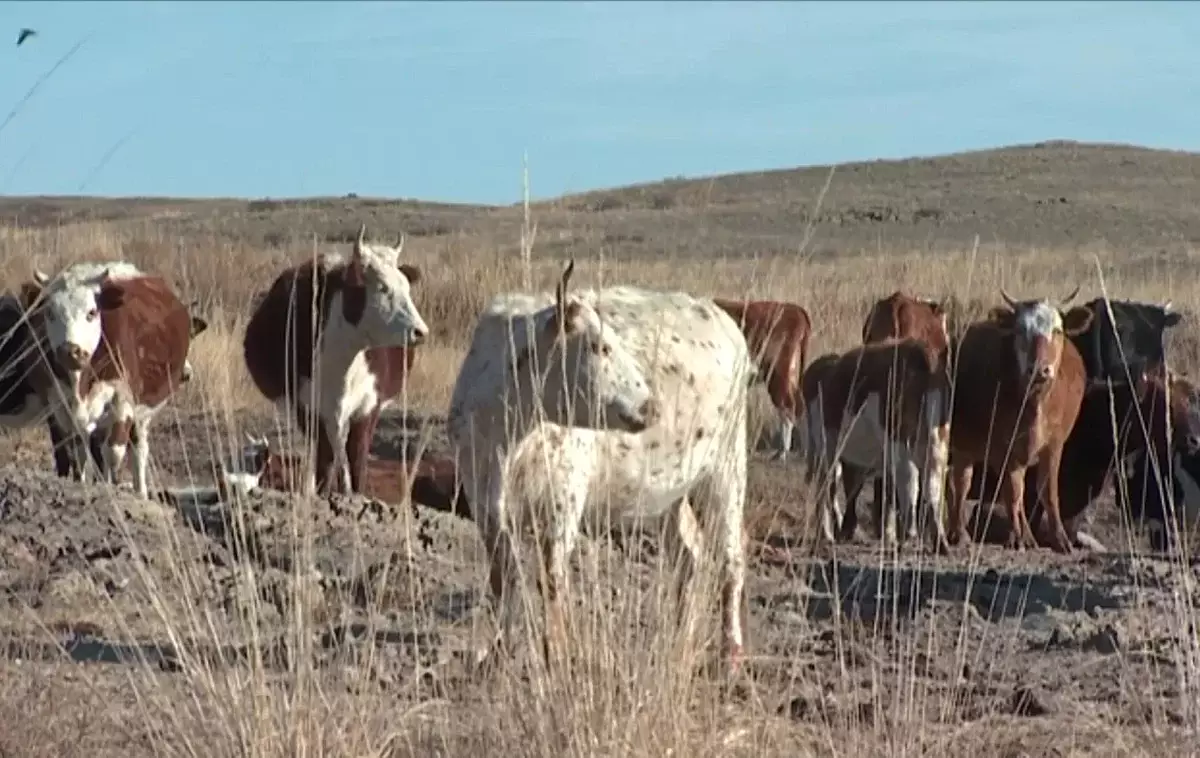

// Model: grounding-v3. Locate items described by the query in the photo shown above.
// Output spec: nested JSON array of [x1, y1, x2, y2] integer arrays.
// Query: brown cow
[[800, 338, 951, 552], [846, 291, 951, 539], [241, 225, 430, 496], [712, 297, 811, 460], [222, 434, 469, 518], [946, 286, 1095, 553], [971, 371, 1200, 550], [18, 261, 195, 498]]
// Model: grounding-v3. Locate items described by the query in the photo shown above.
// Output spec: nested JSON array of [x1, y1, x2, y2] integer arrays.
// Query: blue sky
[[0, 1, 1197, 205]]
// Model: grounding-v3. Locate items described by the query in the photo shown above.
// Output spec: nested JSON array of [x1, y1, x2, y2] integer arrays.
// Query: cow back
[[0, 296, 41, 417], [85, 276, 192, 407], [244, 261, 339, 402]]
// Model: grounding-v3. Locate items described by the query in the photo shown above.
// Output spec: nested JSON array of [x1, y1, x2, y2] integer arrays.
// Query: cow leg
[[345, 408, 380, 495], [1034, 450, 1072, 554], [836, 463, 867, 542], [128, 417, 154, 499], [869, 478, 886, 541], [707, 441, 748, 675], [103, 418, 134, 489], [1001, 467, 1036, 551], [889, 451, 920, 550], [947, 462, 974, 547], [663, 496, 705, 655], [540, 484, 586, 673], [88, 429, 106, 478], [46, 417, 73, 478], [477, 469, 522, 672]]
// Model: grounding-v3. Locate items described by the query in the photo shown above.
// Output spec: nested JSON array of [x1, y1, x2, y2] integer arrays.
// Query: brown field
[[2, 140, 1200, 756]]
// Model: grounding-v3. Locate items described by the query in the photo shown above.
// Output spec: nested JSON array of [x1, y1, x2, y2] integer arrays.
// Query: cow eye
[[87, 309, 98, 321]]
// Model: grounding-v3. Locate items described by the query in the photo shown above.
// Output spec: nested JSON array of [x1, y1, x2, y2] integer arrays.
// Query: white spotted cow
[[447, 260, 756, 676]]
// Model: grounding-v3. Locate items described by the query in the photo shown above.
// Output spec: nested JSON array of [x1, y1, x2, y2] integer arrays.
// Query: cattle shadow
[[1, 622, 443, 673], [780, 557, 1124, 625]]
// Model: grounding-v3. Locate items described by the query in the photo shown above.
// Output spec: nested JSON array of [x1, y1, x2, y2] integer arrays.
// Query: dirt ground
[[3, 141, 1200, 755], [1, 407, 1198, 757]]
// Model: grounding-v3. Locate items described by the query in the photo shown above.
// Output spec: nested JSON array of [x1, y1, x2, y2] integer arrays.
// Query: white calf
[[447, 261, 755, 674]]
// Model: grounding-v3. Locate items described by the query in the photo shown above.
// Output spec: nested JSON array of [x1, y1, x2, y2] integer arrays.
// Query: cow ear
[[1062, 305, 1095, 336], [987, 306, 1015, 331], [96, 285, 125, 311], [1164, 312, 1183, 328], [19, 281, 42, 310], [548, 299, 584, 338], [399, 263, 421, 285], [189, 315, 209, 338]]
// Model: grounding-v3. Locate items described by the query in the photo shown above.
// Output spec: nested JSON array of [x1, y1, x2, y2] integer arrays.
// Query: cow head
[[988, 286, 1094, 389], [1081, 298, 1183, 382], [21, 268, 125, 373], [517, 259, 659, 433], [338, 224, 429, 349]]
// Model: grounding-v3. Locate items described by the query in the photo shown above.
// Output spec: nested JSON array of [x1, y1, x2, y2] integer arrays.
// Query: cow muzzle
[[57, 343, 90, 371], [409, 325, 428, 347], [1029, 364, 1054, 387]]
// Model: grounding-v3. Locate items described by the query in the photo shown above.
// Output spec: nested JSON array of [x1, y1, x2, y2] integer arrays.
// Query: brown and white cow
[[18, 261, 196, 497], [712, 297, 811, 460], [945, 286, 1095, 553], [800, 337, 951, 552], [842, 291, 951, 539], [242, 224, 430, 496]]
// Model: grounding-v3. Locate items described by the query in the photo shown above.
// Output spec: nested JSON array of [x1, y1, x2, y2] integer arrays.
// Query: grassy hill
[[2, 140, 1199, 259]]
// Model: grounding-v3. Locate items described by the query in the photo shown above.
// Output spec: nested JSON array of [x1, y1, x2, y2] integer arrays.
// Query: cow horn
[[999, 287, 1019, 310], [32, 269, 50, 286], [554, 258, 576, 332], [1059, 285, 1081, 308], [353, 223, 367, 256], [395, 232, 405, 253], [1163, 299, 1174, 312]]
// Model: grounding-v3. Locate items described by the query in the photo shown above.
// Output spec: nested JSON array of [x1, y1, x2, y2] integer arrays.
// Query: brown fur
[[237, 445, 468, 518], [973, 372, 1200, 546], [712, 297, 811, 432], [19, 274, 193, 484], [946, 298, 1095, 553], [241, 250, 421, 495], [850, 290, 952, 538], [817, 339, 945, 442]]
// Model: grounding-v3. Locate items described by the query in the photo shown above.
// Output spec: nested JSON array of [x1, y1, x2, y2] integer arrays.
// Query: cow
[[241, 224, 429, 497], [17, 261, 196, 498], [1, 290, 210, 480], [1072, 297, 1182, 383], [1118, 373, 1200, 551], [711, 298, 810, 461], [223, 433, 470, 518], [970, 372, 1200, 551], [447, 260, 753, 676], [945, 286, 1095, 553], [800, 337, 951, 553], [842, 291, 950, 539]]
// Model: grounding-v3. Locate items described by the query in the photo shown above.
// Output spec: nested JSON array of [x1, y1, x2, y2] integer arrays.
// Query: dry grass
[[2, 203, 1200, 757]]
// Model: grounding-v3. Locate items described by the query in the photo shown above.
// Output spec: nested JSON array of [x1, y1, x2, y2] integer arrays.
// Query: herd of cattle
[[1, 223, 1198, 672]]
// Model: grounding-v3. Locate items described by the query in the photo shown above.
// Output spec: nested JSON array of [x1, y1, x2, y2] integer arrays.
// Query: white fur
[[285, 241, 428, 493], [804, 386, 949, 550], [448, 283, 754, 669], [1013, 300, 1064, 380]]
